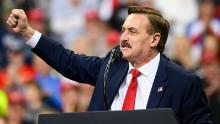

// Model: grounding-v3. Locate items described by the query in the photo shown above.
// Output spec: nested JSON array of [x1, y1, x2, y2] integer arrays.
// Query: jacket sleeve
[[182, 75, 213, 124], [32, 35, 104, 86]]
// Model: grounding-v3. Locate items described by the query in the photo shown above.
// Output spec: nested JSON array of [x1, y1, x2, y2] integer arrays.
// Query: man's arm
[[32, 35, 103, 85], [7, 9, 103, 85]]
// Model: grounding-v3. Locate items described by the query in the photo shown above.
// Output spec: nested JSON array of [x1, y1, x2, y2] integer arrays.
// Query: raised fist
[[7, 9, 35, 40]]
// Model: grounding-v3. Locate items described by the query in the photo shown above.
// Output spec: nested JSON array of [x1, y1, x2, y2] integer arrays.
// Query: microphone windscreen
[[113, 47, 123, 61]]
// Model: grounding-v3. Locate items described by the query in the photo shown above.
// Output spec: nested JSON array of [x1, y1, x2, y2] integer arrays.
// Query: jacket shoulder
[[164, 56, 201, 89]]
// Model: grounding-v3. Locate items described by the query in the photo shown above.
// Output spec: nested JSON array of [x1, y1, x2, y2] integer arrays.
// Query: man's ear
[[150, 33, 161, 47]]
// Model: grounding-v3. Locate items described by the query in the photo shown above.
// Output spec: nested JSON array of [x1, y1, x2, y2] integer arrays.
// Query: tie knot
[[131, 69, 141, 78]]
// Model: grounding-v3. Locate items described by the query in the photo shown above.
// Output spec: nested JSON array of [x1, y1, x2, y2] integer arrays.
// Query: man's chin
[[121, 53, 130, 59], [120, 47, 132, 58]]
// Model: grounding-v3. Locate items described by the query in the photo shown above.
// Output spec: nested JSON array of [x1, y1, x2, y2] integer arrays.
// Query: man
[[7, 6, 212, 124]]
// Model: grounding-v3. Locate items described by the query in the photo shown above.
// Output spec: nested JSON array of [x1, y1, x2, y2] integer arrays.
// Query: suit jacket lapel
[[106, 59, 129, 108], [147, 54, 168, 109]]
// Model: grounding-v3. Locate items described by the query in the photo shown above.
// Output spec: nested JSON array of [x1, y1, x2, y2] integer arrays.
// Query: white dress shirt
[[26, 30, 42, 48], [111, 54, 160, 110], [27, 31, 160, 110]]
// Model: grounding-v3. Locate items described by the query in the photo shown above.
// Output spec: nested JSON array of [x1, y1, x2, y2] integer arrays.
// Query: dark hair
[[128, 6, 170, 52], [24, 80, 42, 91]]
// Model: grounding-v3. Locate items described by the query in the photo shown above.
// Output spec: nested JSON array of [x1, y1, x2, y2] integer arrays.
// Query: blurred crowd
[[0, 0, 220, 124]]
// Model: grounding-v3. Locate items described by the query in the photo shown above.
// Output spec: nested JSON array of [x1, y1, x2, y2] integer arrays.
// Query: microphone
[[103, 47, 123, 110], [111, 47, 123, 63]]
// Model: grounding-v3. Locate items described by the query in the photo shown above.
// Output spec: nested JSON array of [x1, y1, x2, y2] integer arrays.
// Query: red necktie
[[122, 69, 141, 110]]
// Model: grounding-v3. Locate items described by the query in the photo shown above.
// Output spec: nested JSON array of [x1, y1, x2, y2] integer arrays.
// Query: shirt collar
[[128, 53, 160, 77]]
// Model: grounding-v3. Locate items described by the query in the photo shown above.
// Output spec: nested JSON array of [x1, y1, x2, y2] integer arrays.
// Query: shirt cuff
[[26, 30, 42, 48]]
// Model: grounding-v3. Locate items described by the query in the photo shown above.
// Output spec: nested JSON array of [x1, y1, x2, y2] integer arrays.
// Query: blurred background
[[0, 0, 220, 124]]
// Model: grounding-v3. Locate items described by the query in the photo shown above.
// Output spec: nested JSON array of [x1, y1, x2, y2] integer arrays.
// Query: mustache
[[120, 40, 132, 48]]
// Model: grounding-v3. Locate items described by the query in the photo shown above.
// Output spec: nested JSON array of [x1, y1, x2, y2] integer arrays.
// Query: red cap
[[28, 8, 45, 22], [85, 10, 99, 21], [201, 52, 218, 65], [8, 91, 24, 105], [106, 30, 120, 46], [216, 6, 220, 17], [60, 82, 79, 93]]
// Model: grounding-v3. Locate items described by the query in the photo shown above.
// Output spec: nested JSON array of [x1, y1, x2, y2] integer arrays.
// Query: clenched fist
[[7, 9, 35, 41]]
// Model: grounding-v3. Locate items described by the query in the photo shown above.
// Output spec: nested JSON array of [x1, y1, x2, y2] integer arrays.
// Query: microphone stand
[[103, 48, 115, 110], [103, 47, 122, 110]]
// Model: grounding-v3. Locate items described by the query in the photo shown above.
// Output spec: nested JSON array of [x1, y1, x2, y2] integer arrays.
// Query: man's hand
[[7, 9, 35, 41]]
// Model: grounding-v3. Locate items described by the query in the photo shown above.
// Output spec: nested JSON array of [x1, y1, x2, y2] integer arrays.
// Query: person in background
[[28, 8, 47, 34], [22, 80, 57, 124], [33, 55, 61, 110], [186, 0, 220, 65], [197, 35, 220, 124], [7, 90, 29, 124], [69, 34, 95, 112], [0, 35, 35, 90], [0, 90, 8, 118], [77, 83, 94, 112], [102, 0, 138, 31], [83, 9, 109, 57], [199, 35, 220, 97], [171, 36, 194, 70], [60, 80, 79, 112], [70, 37, 94, 56], [48, 0, 99, 47], [105, 30, 120, 51]]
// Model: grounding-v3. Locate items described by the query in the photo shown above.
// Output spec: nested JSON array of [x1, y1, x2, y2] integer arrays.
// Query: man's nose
[[120, 31, 129, 41]]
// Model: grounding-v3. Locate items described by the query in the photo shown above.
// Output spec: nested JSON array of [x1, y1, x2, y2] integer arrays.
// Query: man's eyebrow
[[121, 26, 137, 31], [127, 27, 137, 31]]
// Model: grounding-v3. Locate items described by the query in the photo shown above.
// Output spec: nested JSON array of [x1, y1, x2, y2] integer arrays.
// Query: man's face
[[120, 14, 155, 63]]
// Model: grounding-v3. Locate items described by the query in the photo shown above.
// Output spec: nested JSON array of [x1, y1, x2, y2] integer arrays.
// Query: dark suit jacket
[[33, 35, 212, 124]]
